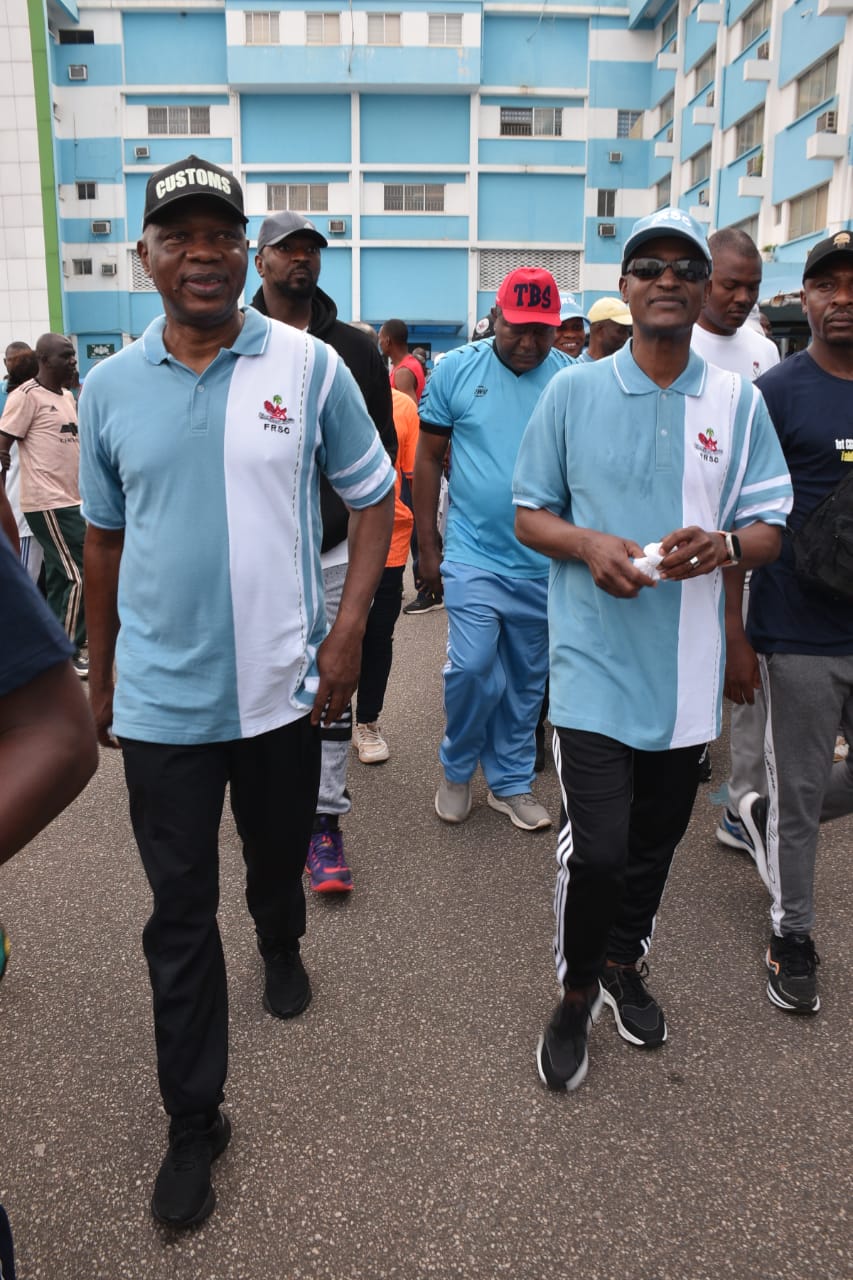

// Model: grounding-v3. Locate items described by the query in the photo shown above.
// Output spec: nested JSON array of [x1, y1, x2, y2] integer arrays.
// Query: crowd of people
[[1, 153, 851, 1246]]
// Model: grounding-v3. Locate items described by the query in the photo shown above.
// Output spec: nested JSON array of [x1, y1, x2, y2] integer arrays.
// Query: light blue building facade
[[14, 0, 853, 372]]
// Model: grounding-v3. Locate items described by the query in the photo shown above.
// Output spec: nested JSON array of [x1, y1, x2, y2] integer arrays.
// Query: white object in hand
[[633, 541, 665, 581]]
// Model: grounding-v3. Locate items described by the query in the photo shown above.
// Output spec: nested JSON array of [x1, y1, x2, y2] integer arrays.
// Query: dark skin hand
[[723, 569, 761, 705]]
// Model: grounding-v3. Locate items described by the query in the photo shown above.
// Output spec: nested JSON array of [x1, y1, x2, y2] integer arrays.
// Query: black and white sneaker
[[536, 987, 603, 1092], [600, 962, 667, 1047], [72, 650, 89, 680], [766, 933, 821, 1014]]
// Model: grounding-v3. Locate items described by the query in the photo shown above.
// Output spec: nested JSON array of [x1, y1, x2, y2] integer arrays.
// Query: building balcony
[[695, 3, 723, 22], [692, 106, 717, 126]]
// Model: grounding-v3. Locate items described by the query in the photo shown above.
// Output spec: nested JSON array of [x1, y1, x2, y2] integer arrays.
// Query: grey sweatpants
[[759, 651, 853, 936]]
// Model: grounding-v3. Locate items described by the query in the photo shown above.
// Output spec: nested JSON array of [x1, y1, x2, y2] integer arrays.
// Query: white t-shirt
[[691, 322, 780, 382]]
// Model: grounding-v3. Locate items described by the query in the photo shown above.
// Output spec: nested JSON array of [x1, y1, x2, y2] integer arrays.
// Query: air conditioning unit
[[91, 220, 111, 235], [68, 64, 88, 80], [756, 41, 770, 60], [745, 154, 763, 178], [698, 188, 709, 205], [134, 145, 151, 159], [705, 89, 715, 108], [608, 151, 622, 164], [598, 223, 617, 238], [101, 262, 118, 276], [816, 110, 838, 134], [665, 126, 674, 143], [328, 219, 346, 234]]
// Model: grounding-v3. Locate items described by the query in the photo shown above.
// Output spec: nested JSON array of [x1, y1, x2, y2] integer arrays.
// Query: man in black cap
[[736, 231, 853, 1017], [251, 211, 396, 895], [79, 158, 394, 1227]]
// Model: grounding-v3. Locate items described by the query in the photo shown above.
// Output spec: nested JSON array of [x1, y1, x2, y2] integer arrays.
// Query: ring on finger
[[688, 555, 700, 569]]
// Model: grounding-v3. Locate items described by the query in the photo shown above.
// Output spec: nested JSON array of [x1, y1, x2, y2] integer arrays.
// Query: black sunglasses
[[626, 257, 710, 283]]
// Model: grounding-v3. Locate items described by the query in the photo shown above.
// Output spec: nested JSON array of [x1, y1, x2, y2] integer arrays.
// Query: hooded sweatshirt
[[251, 283, 397, 553]]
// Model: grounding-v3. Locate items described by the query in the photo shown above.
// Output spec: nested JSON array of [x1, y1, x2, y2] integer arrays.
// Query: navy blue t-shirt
[[748, 349, 853, 655], [1, 533, 73, 696]]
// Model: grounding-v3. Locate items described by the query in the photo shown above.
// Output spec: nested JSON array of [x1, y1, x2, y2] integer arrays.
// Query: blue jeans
[[440, 561, 548, 795]]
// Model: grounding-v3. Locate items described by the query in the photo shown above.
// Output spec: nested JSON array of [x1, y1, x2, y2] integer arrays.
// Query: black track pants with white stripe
[[552, 727, 703, 989], [25, 505, 86, 652]]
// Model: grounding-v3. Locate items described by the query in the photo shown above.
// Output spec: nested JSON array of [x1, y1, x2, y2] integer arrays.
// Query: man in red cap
[[413, 267, 570, 831]]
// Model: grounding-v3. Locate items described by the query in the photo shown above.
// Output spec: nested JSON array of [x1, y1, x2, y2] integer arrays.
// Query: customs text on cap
[[257, 211, 328, 252], [621, 208, 712, 274], [803, 231, 853, 281], [143, 155, 247, 227], [495, 267, 561, 326]]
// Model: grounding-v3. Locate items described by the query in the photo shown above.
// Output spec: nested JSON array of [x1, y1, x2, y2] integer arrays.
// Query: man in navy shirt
[[736, 232, 853, 1016]]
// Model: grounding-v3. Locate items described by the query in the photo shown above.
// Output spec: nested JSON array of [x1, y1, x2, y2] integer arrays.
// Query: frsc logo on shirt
[[694, 429, 723, 464], [259, 394, 293, 433], [836, 438, 853, 463]]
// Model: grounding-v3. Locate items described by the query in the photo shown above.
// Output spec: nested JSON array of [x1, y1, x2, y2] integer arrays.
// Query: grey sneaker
[[487, 791, 551, 831], [435, 776, 472, 823]]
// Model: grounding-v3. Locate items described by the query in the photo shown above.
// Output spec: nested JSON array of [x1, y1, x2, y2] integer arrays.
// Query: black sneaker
[[536, 987, 603, 1092], [766, 933, 821, 1013], [697, 743, 712, 783], [403, 592, 444, 616], [600, 962, 667, 1047], [72, 651, 89, 680], [260, 943, 311, 1019], [151, 1110, 231, 1228]]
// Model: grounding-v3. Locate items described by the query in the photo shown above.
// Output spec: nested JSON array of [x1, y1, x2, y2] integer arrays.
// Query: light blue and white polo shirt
[[79, 308, 394, 745], [418, 338, 570, 579], [512, 341, 792, 751]]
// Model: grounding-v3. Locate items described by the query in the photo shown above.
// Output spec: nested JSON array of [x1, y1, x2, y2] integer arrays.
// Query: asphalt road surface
[[1, 593, 850, 1280]]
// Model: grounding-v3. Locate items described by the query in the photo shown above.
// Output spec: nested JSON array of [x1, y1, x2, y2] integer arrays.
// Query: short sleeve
[[0, 535, 74, 696]]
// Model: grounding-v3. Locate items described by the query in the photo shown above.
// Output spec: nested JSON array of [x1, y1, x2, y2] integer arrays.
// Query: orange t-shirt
[[387, 389, 418, 567]]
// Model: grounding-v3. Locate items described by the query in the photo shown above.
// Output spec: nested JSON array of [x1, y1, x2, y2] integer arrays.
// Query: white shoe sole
[[600, 983, 667, 1047], [486, 792, 551, 831]]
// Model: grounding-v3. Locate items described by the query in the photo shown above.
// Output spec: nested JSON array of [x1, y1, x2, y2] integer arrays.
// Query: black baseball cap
[[142, 155, 247, 228], [803, 230, 853, 281], [257, 211, 328, 252]]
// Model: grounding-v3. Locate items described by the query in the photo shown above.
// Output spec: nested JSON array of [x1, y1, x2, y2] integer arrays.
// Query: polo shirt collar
[[612, 340, 707, 397], [141, 306, 271, 365]]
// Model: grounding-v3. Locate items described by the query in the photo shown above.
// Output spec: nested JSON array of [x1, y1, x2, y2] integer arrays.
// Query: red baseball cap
[[495, 267, 561, 326]]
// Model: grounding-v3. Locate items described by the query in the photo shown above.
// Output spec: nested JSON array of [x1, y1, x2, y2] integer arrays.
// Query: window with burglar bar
[[147, 105, 210, 135], [367, 13, 401, 43], [266, 183, 329, 213], [384, 183, 445, 212], [499, 107, 562, 138], [245, 12, 279, 44], [428, 14, 462, 44]]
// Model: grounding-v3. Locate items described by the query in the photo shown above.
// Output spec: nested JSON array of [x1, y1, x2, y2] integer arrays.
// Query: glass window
[[266, 184, 329, 213], [661, 9, 677, 48], [71, 258, 93, 275], [691, 146, 711, 185], [656, 174, 672, 208], [694, 47, 715, 92], [306, 13, 340, 44], [796, 50, 838, 117], [597, 189, 616, 217], [735, 106, 764, 158], [367, 13, 401, 44], [428, 14, 463, 45], [383, 183, 445, 212], [617, 110, 644, 139], [76, 181, 96, 200], [245, 12, 279, 45], [789, 185, 828, 240], [741, 0, 771, 50], [658, 93, 674, 128], [499, 107, 562, 137], [148, 106, 210, 136]]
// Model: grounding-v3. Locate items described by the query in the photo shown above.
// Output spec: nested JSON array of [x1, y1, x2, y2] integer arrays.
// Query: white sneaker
[[487, 791, 551, 831], [353, 721, 390, 764]]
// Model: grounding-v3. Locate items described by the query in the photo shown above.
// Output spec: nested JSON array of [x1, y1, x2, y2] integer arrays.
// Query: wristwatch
[[717, 530, 743, 566]]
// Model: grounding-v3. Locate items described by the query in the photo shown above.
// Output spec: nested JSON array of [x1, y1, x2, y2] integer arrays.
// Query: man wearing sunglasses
[[513, 209, 792, 1093]]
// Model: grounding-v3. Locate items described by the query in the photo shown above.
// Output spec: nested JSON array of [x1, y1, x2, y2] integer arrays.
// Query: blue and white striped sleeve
[[730, 387, 792, 529]]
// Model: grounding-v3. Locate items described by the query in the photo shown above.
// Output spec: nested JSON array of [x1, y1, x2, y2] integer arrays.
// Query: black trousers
[[355, 564, 404, 724], [553, 727, 702, 988], [121, 716, 321, 1117]]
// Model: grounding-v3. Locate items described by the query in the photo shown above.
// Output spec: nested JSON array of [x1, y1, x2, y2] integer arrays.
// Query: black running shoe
[[402, 592, 444, 615], [600, 962, 667, 1047], [697, 743, 712, 783], [151, 1110, 231, 1228], [766, 933, 820, 1014], [536, 987, 603, 1092]]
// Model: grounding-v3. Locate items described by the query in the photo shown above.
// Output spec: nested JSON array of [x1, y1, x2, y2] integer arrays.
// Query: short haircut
[[382, 318, 408, 344], [708, 227, 761, 261], [5, 341, 32, 357]]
